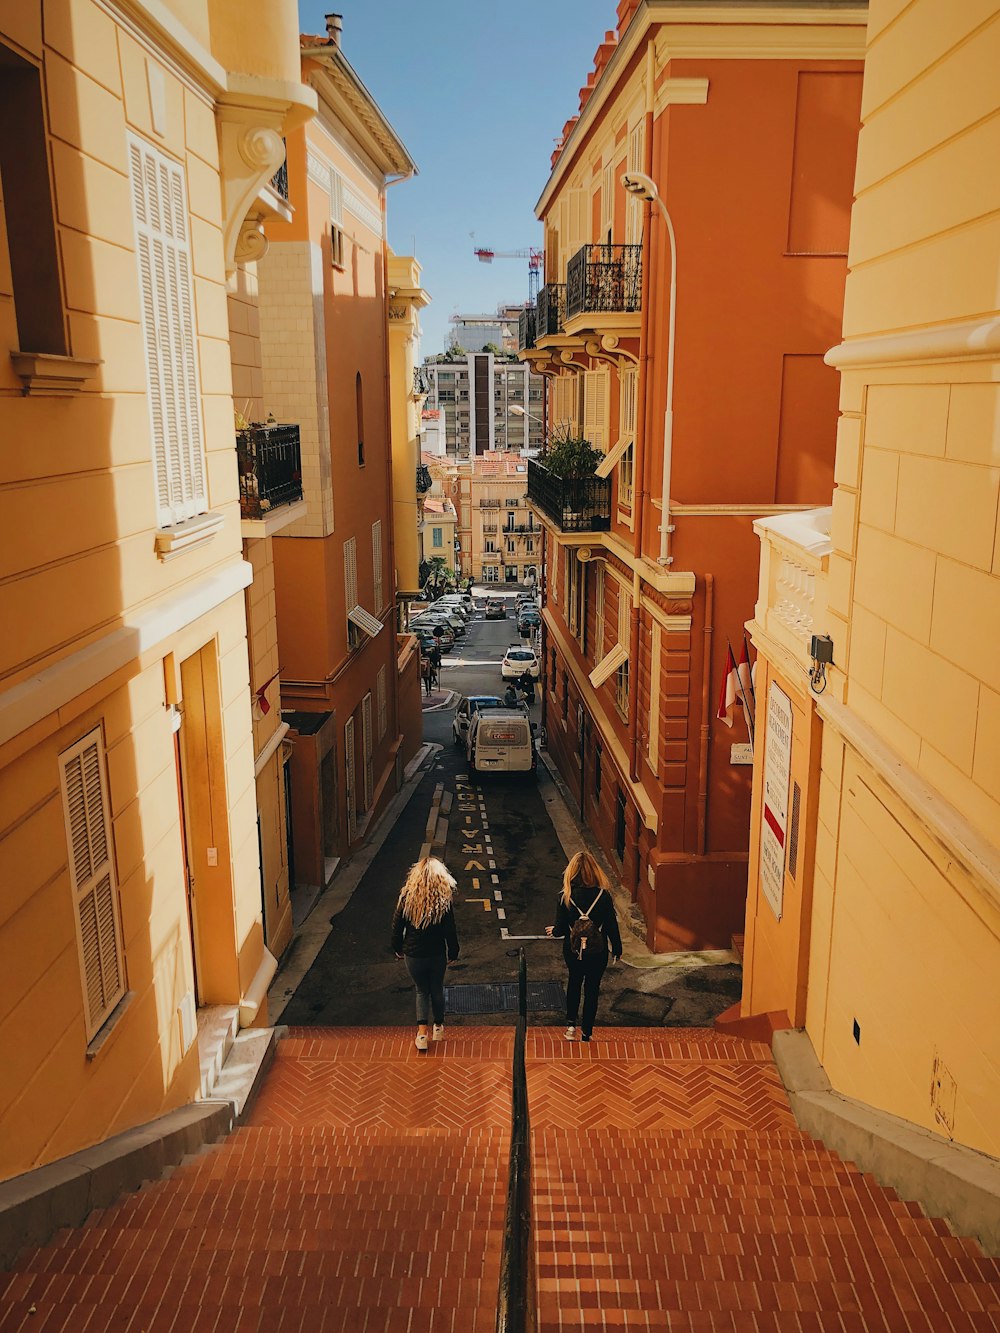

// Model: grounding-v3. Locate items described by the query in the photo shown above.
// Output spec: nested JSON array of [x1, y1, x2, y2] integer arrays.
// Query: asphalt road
[[279, 589, 742, 1031]]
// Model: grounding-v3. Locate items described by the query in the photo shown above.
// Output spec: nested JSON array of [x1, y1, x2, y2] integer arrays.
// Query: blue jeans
[[406, 953, 447, 1025]]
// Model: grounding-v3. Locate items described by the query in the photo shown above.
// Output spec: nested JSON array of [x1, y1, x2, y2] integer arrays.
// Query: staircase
[[1, 1028, 511, 1331], [527, 1028, 1000, 1330], [2, 1027, 998, 1330]]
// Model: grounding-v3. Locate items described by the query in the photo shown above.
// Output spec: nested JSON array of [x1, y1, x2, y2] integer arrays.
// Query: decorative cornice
[[826, 316, 1000, 371]]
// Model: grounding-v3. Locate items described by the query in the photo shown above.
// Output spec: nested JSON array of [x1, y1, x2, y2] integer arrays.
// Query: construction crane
[[473, 246, 544, 303]]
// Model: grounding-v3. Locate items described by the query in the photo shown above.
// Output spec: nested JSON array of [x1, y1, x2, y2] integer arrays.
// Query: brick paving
[[1, 1026, 999, 1331], [529, 1029, 1000, 1332]]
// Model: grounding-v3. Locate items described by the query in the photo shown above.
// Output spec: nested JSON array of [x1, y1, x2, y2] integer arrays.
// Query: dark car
[[485, 599, 507, 620]]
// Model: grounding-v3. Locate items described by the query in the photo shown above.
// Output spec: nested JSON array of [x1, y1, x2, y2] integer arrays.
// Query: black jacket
[[551, 884, 622, 965], [391, 903, 460, 960]]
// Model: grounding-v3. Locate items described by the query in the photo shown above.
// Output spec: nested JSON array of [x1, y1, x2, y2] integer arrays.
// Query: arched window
[[356, 372, 364, 467]]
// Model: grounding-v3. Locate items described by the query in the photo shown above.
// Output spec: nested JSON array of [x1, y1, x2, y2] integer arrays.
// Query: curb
[[774, 1028, 1000, 1257]]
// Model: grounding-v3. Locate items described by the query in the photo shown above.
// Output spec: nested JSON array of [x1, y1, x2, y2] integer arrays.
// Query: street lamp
[[507, 403, 544, 458], [622, 170, 675, 566]]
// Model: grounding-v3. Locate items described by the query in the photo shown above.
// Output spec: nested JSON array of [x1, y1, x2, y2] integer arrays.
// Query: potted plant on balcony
[[541, 432, 603, 479], [537, 430, 610, 531]]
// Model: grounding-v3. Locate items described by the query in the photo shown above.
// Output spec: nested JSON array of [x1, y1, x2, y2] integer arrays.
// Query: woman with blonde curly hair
[[546, 850, 622, 1042], [391, 856, 460, 1050]]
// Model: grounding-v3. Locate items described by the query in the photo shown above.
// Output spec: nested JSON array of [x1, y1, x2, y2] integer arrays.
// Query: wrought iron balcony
[[237, 423, 302, 520], [526, 459, 611, 533], [482, 524, 498, 534], [535, 283, 566, 338], [416, 463, 432, 494], [270, 141, 289, 201], [565, 244, 642, 321], [480, 498, 501, 509], [517, 306, 536, 352]]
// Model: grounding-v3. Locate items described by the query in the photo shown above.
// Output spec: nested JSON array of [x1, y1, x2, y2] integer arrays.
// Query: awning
[[588, 641, 627, 688], [348, 605, 384, 638], [594, 433, 633, 480]]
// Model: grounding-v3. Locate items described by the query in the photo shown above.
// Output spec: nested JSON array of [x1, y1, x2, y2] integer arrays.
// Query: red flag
[[716, 645, 738, 728]]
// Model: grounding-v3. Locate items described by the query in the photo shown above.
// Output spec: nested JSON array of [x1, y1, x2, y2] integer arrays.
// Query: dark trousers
[[565, 952, 608, 1037], [406, 952, 447, 1024]]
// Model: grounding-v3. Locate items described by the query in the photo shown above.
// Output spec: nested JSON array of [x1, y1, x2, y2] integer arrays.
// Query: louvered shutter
[[568, 188, 589, 257], [361, 693, 374, 810], [59, 728, 125, 1039], [620, 366, 637, 439], [376, 666, 387, 740], [584, 370, 609, 453], [594, 565, 606, 665], [626, 122, 645, 246], [601, 162, 615, 242], [372, 521, 384, 612], [129, 136, 206, 528], [618, 587, 631, 646], [344, 717, 357, 843]]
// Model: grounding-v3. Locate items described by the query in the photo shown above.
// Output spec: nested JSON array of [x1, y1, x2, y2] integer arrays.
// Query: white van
[[467, 708, 536, 776]]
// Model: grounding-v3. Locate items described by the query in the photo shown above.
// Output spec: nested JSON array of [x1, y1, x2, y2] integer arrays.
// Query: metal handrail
[[496, 950, 534, 1333]]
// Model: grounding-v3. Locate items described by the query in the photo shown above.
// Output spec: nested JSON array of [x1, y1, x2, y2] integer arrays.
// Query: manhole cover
[[445, 981, 565, 1015], [611, 990, 674, 1023]]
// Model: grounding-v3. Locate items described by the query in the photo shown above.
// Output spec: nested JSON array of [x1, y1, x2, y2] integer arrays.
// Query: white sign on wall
[[760, 682, 793, 922]]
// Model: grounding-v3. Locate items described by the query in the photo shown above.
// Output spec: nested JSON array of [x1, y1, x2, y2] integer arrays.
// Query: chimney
[[325, 13, 342, 48]]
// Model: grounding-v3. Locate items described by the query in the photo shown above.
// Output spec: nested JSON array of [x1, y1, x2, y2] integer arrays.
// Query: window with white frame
[[361, 693, 374, 810], [433, 528, 443, 548], [376, 666, 387, 740], [372, 520, 384, 612], [625, 122, 645, 246], [483, 564, 499, 583], [344, 536, 359, 647], [594, 565, 606, 665], [129, 135, 207, 530], [615, 589, 631, 718], [618, 444, 635, 507], [583, 368, 610, 454], [59, 727, 126, 1040], [566, 549, 586, 646]]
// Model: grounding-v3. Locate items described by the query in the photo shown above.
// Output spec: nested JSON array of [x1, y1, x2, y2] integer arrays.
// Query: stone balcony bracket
[[216, 78, 316, 274]]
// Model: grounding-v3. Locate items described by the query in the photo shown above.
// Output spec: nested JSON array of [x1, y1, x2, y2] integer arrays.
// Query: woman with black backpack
[[545, 850, 622, 1042]]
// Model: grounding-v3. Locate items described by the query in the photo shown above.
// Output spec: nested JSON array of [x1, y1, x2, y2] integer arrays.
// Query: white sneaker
[[563, 1025, 577, 1041], [432, 1025, 445, 1041], [415, 1032, 429, 1051]]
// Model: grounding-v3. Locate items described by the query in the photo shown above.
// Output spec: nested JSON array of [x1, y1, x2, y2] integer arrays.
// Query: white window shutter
[[344, 717, 357, 843], [377, 666, 387, 740], [59, 728, 125, 1039], [361, 692, 373, 810], [601, 162, 615, 240], [594, 565, 606, 665], [129, 135, 206, 528], [626, 123, 645, 246], [620, 367, 637, 440], [344, 537, 358, 606], [372, 521, 383, 612]]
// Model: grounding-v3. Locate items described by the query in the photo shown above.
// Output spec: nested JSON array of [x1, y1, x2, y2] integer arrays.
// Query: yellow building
[[741, 0, 1000, 1178], [388, 253, 431, 597], [0, 0, 312, 1184]]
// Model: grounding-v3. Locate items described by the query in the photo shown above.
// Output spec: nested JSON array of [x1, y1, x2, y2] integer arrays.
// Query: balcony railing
[[518, 306, 536, 352], [483, 524, 498, 534], [526, 459, 611, 533], [503, 523, 537, 534], [270, 142, 289, 200], [480, 499, 501, 509], [565, 244, 642, 321], [535, 283, 566, 338], [237, 424, 302, 520], [416, 464, 432, 494]]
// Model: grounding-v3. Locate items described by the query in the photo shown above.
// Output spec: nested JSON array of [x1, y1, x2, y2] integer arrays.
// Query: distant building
[[424, 351, 545, 458], [447, 306, 524, 354]]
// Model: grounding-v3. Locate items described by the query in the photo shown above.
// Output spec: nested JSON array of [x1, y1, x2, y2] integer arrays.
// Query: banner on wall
[[760, 682, 793, 922]]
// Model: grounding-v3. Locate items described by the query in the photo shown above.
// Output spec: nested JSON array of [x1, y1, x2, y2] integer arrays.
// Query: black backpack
[[569, 890, 605, 960]]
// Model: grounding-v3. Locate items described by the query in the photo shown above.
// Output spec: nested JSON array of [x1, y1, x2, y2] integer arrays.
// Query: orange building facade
[[522, 0, 866, 950], [255, 21, 418, 897]]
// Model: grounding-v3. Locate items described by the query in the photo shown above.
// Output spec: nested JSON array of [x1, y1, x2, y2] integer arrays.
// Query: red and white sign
[[760, 682, 793, 922]]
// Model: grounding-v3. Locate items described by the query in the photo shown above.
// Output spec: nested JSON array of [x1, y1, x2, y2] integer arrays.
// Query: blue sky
[[298, 1, 615, 352]]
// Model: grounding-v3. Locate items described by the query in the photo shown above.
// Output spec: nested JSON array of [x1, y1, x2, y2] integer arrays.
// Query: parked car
[[437, 594, 473, 614], [432, 600, 471, 623], [501, 645, 540, 680], [425, 607, 466, 635], [515, 593, 537, 610], [517, 610, 541, 631], [452, 694, 504, 747], [409, 620, 455, 649], [485, 599, 507, 620]]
